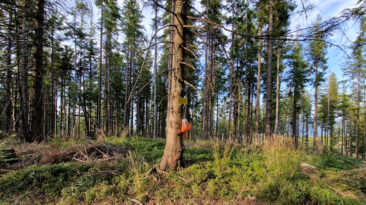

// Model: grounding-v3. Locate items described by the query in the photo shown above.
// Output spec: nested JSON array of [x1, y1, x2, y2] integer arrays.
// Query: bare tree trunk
[[274, 47, 281, 135], [227, 3, 235, 142], [350, 115, 353, 156], [60, 78, 64, 137], [30, 0, 45, 142], [97, 2, 103, 130], [153, 2, 158, 139], [321, 125, 323, 144], [255, 27, 262, 139], [292, 88, 298, 149], [306, 116, 309, 151], [68, 90, 72, 137], [341, 117, 344, 155], [124, 48, 131, 135], [51, 25, 57, 138], [356, 71, 360, 158], [130, 48, 135, 136], [265, 0, 273, 138], [20, 5, 31, 141], [14, 9, 21, 133], [5, 11, 13, 134], [159, 0, 185, 170], [313, 66, 318, 151], [105, 32, 111, 137], [236, 79, 242, 141]]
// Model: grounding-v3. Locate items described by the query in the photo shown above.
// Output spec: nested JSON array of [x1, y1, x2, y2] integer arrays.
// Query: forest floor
[[0, 136, 365, 205]]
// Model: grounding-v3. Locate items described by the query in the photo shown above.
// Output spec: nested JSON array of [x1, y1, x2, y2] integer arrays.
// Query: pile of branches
[[45, 142, 127, 164]]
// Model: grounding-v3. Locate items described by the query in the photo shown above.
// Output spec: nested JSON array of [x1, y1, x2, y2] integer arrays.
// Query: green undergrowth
[[311, 151, 363, 171], [0, 137, 365, 204]]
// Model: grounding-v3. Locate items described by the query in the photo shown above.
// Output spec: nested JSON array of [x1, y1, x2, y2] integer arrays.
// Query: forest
[[0, 0, 365, 204]]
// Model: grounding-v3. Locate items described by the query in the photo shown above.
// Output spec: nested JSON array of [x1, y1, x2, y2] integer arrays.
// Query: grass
[[0, 136, 365, 204]]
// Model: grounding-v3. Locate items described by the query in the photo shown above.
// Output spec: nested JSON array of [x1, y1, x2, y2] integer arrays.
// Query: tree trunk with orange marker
[[159, 0, 186, 170]]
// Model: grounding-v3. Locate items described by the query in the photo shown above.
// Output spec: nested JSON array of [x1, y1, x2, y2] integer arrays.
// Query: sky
[[290, 0, 361, 82]]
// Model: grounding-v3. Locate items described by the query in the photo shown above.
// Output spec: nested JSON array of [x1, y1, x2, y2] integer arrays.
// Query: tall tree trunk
[[159, 0, 185, 170], [124, 47, 131, 135], [227, 3, 235, 142], [105, 32, 111, 137], [20, 5, 30, 141], [274, 47, 281, 135], [5, 11, 13, 134], [350, 115, 353, 156], [255, 27, 262, 139], [15, 8, 21, 133], [51, 25, 57, 138], [68, 89, 72, 137], [130, 49, 135, 136], [265, 0, 273, 138], [356, 71, 360, 158], [30, 0, 45, 142], [60, 78, 64, 137], [313, 65, 318, 151], [292, 88, 298, 149], [97, 2, 103, 130], [153, 2, 158, 139], [341, 117, 344, 155]]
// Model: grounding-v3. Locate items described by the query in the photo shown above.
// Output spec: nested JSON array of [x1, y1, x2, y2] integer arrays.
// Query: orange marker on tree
[[181, 119, 192, 139]]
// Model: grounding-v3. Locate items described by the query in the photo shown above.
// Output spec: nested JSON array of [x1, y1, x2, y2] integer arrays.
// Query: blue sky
[[290, 0, 361, 82]]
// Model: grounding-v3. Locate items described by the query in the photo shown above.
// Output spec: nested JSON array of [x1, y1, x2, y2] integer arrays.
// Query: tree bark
[[350, 115, 353, 156], [341, 117, 344, 155], [292, 88, 298, 149], [313, 65, 318, 151], [159, 0, 185, 170], [51, 25, 57, 138], [97, 1, 103, 130], [30, 0, 45, 142], [5, 10, 13, 134], [153, 2, 158, 139], [265, 0, 273, 138], [255, 26, 262, 139], [356, 70, 360, 158], [274, 47, 281, 135], [105, 31, 111, 137]]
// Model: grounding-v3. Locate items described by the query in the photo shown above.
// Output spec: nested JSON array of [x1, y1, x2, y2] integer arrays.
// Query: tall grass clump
[[254, 136, 310, 204]]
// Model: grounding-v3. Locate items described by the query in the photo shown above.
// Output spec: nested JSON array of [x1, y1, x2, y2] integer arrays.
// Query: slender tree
[[309, 17, 328, 150], [285, 43, 309, 149]]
